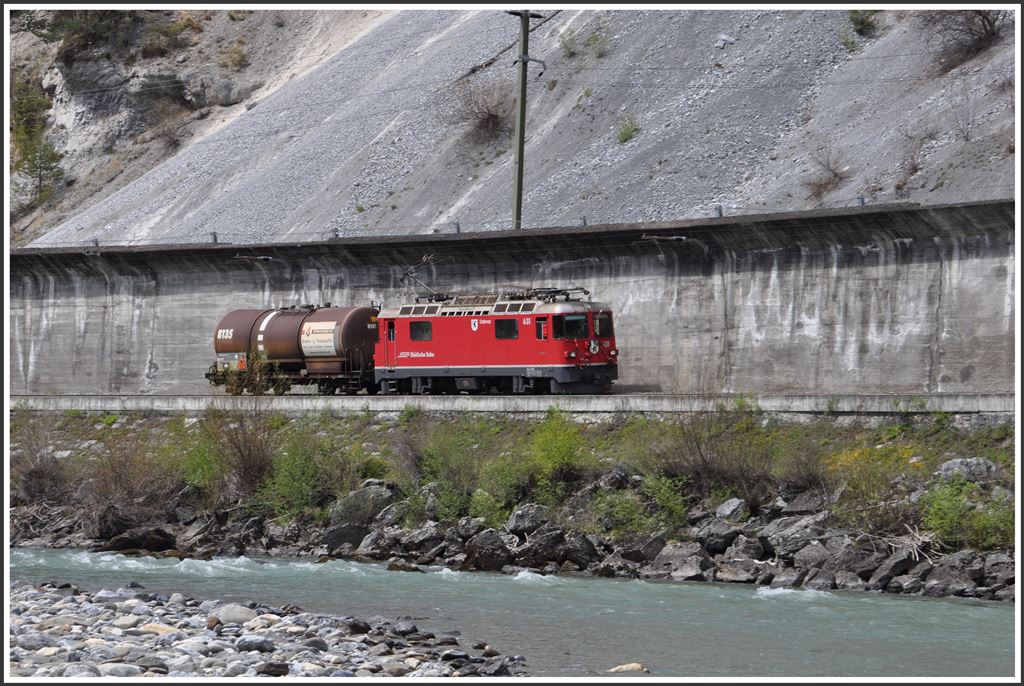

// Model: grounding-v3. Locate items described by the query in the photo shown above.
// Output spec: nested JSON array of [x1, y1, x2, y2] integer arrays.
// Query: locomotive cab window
[[495, 319, 518, 339], [535, 317, 548, 340], [410, 321, 432, 341], [553, 314, 588, 339], [594, 312, 615, 338], [386, 321, 395, 342]]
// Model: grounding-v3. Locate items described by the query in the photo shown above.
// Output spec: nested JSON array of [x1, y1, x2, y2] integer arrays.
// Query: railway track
[[8, 393, 1015, 415]]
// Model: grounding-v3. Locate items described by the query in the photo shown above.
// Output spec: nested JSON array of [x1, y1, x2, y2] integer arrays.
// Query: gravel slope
[[26, 9, 1017, 247]]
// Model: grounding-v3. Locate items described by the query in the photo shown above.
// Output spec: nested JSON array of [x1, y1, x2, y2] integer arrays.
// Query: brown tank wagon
[[205, 305, 379, 395]]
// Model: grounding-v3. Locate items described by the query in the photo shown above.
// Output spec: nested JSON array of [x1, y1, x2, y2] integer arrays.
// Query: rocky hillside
[[9, 9, 1016, 247]]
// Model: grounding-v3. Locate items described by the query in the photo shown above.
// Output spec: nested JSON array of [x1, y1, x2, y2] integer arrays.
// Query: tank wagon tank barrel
[[206, 305, 379, 395]]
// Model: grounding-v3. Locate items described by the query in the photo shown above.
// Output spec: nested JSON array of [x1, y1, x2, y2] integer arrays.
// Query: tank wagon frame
[[206, 288, 618, 396]]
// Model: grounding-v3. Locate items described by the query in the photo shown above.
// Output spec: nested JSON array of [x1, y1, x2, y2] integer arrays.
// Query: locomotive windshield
[[553, 314, 589, 339], [594, 312, 614, 338]]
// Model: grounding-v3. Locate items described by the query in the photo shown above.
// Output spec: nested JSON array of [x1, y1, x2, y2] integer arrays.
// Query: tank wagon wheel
[[272, 380, 289, 396]]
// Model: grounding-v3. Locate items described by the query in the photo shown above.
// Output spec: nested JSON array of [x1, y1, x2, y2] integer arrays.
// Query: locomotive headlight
[[566, 351, 577, 359], [609, 349, 618, 356]]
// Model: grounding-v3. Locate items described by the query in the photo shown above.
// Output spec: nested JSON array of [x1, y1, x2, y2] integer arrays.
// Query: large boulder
[[936, 458, 998, 482], [641, 542, 715, 582], [834, 570, 868, 591], [866, 550, 916, 591], [403, 522, 446, 553], [592, 552, 639, 579], [696, 519, 741, 555], [354, 529, 402, 560], [983, 551, 1015, 587], [922, 551, 985, 598], [563, 535, 601, 569], [886, 575, 922, 594], [793, 541, 832, 570], [715, 498, 749, 521], [330, 486, 395, 526], [212, 604, 258, 625], [716, 559, 759, 583], [825, 534, 889, 580], [89, 505, 142, 540], [803, 569, 836, 590], [619, 533, 666, 563], [324, 523, 371, 551], [455, 517, 486, 540], [759, 512, 828, 559], [769, 566, 808, 588], [463, 529, 512, 572], [98, 526, 176, 552], [506, 504, 551, 537], [722, 534, 765, 561], [373, 501, 410, 528], [512, 526, 566, 568]]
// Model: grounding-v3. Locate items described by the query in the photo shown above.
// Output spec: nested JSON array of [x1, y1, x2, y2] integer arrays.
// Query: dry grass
[[219, 40, 248, 71]]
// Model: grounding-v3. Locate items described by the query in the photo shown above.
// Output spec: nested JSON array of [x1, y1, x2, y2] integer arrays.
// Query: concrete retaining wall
[[9, 201, 1015, 398]]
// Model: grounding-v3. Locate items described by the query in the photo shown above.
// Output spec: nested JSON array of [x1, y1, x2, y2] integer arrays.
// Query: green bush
[[588, 490, 652, 539], [848, 10, 878, 36], [585, 26, 609, 57], [528, 409, 591, 504], [616, 113, 639, 144], [259, 447, 322, 517], [181, 435, 223, 491], [921, 479, 1015, 550], [643, 475, 691, 531], [468, 489, 509, 529], [558, 29, 577, 57]]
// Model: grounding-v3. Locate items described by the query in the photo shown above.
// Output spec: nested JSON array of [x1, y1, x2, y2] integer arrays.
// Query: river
[[9, 548, 1015, 677]]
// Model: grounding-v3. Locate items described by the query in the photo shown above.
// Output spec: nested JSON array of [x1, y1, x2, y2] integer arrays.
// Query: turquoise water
[[9, 548, 1016, 677]]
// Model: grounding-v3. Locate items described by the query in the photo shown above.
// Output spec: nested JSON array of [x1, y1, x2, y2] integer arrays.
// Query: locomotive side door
[[384, 319, 397, 368]]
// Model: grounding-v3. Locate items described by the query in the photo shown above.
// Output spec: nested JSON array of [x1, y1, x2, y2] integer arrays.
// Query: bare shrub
[[200, 405, 280, 497], [10, 409, 69, 504], [801, 147, 849, 200], [666, 401, 779, 510], [918, 10, 1011, 72], [76, 426, 182, 535], [149, 97, 190, 149], [947, 77, 976, 142], [894, 124, 937, 194], [442, 79, 514, 143]]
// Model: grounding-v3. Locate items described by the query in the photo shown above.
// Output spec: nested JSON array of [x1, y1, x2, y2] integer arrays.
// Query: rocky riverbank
[[8, 580, 525, 677], [10, 457, 1015, 604]]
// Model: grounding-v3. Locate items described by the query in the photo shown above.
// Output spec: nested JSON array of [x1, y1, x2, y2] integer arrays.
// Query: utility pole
[[506, 10, 545, 230]]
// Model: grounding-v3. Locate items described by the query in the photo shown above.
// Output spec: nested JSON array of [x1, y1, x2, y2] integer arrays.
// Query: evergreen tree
[[20, 140, 64, 200]]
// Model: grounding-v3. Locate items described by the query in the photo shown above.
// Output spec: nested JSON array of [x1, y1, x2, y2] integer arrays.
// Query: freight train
[[205, 288, 619, 395]]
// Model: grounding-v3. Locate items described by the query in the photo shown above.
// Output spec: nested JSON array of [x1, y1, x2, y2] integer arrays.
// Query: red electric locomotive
[[374, 287, 618, 395], [205, 287, 618, 395]]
